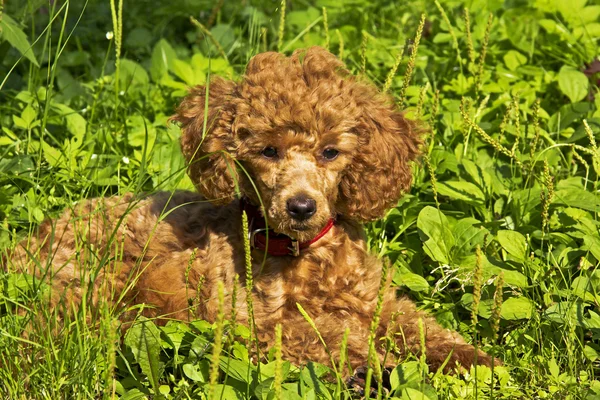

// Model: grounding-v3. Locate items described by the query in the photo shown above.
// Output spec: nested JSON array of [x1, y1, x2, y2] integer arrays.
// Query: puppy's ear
[[338, 96, 422, 222], [173, 77, 238, 203]]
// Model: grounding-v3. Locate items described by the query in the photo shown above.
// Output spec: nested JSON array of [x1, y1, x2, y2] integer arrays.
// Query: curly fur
[[7, 47, 493, 374]]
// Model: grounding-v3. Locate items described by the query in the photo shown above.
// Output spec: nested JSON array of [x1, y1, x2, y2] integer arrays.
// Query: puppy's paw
[[346, 366, 391, 399]]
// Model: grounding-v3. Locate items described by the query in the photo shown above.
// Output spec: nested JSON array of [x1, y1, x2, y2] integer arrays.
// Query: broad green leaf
[[400, 388, 434, 400], [555, 188, 600, 212], [172, 59, 198, 86], [287, 7, 321, 28], [120, 389, 147, 400], [158, 385, 170, 396], [66, 113, 87, 139], [219, 357, 254, 383], [12, 115, 28, 129], [437, 181, 485, 203], [124, 317, 162, 393], [49, 103, 87, 146], [458, 255, 529, 288], [0, 14, 39, 66], [394, 272, 430, 292], [585, 310, 600, 329], [584, 345, 599, 361], [548, 358, 560, 379], [390, 361, 422, 392], [0, 126, 19, 146], [260, 360, 291, 380], [127, 115, 157, 154], [21, 105, 37, 127], [41, 140, 64, 167], [503, 50, 527, 71], [571, 276, 598, 303], [0, 155, 34, 175], [417, 206, 455, 264], [496, 230, 527, 262], [451, 217, 487, 256], [501, 297, 534, 320], [461, 158, 491, 193], [32, 207, 44, 223], [211, 384, 245, 400], [254, 377, 275, 400], [300, 362, 331, 399], [461, 293, 494, 319], [151, 39, 177, 82], [119, 59, 149, 88], [557, 66, 589, 103], [544, 302, 584, 326], [2, 273, 36, 300], [160, 321, 189, 353], [183, 361, 209, 382], [281, 388, 304, 400]]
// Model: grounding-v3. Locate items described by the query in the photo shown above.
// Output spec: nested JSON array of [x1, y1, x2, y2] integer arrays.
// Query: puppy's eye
[[322, 148, 339, 160], [261, 146, 278, 159]]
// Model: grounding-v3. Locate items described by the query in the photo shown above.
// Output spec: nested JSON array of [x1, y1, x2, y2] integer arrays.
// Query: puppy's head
[[173, 47, 421, 241]]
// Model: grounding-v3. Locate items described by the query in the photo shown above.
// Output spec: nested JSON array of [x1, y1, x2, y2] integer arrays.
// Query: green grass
[[1, 0, 600, 398]]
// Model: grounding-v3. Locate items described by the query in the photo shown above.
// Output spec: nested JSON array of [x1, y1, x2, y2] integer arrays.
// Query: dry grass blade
[[190, 17, 228, 61]]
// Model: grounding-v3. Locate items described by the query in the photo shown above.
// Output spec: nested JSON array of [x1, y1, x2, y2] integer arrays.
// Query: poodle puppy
[[8, 47, 493, 374]]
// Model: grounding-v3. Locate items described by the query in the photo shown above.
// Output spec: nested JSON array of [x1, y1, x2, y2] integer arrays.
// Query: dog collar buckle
[[288, 240, 300, 257], [249, 227, 268, 249]]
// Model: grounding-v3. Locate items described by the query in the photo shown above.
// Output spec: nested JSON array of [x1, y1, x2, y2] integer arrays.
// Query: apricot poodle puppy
[[8, 47, 493, 373]]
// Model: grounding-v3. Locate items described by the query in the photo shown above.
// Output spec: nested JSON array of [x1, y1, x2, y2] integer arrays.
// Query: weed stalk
[[207, 0, 225, 28], [540, 160, 554, 236], [434, 1, 461, 65], [364, 260, 390, 397], [425, 154, 440, 208], [208, 281, 225, 400], [398, 13, 426, 106], [460, 98, 524, 171], [475, 13, 493, 92], [529, 99, 541, 160], [360, 31, 368, 75], [109, 0, 123, 103], [415, 83, 429, 118], [336, 29, 344, 59], [277, 0, 286, 52], [274, 324, 283, 400], [464, 8, 475, 64], [322, 7, 329, 50], [489, 272, 504, 400]]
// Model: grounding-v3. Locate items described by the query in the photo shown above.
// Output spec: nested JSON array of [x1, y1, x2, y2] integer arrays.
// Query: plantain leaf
[[497, 230, 527, 262], [150, 38, 177, 82], [558, 66, 589, 103], [417, 206, 455, 264], [437, 181, 485, 204], [124, 317, 162, 394], [501, 297, 534, 320]]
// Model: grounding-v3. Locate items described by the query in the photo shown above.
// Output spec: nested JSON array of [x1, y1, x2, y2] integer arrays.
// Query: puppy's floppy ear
[[338, 95, 422, 222], [173, 77, 238, 204]]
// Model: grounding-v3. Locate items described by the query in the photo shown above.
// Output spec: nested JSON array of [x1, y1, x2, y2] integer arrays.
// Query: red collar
[[241, 198, 335, 257]]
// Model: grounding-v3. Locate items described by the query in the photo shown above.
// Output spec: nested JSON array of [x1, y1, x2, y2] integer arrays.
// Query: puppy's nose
[[286, 195, 317, 221]]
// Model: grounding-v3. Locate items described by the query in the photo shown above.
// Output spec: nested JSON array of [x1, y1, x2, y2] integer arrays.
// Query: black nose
[[286, 195, 317, 221]]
